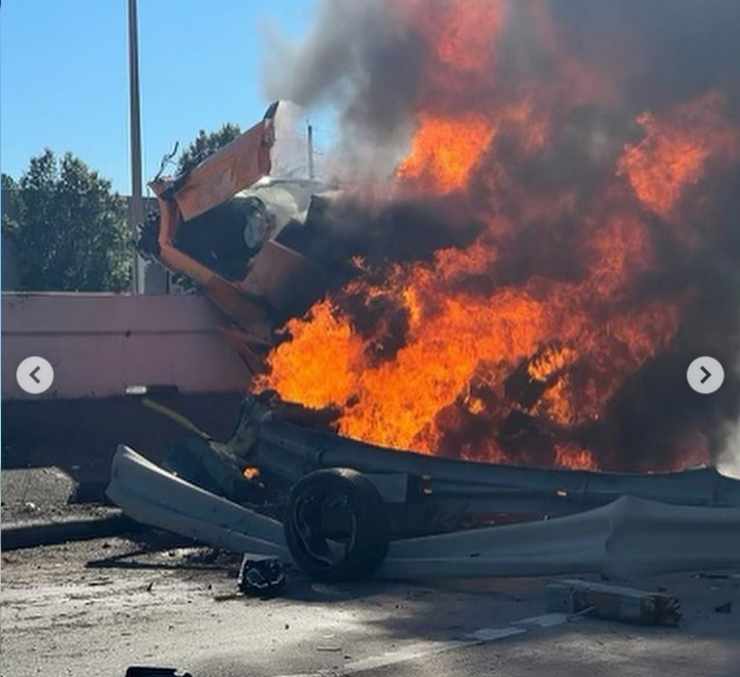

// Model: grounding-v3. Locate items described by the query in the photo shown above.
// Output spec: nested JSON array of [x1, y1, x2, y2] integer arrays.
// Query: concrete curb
[[1, 512, 142, 550]]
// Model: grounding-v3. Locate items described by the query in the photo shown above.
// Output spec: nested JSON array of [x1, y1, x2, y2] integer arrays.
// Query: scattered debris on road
[[545, 579, 682, 626], [236, 556, 286, 596], [125, 667, 192, 677]]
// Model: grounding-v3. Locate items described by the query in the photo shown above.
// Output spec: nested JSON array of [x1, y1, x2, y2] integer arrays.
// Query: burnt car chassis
[[107, 395, 740, 582]]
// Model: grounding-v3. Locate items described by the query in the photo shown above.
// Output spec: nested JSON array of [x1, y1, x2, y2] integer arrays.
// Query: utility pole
[[127, 0, 143, 294], [307, 123, 315, 180]]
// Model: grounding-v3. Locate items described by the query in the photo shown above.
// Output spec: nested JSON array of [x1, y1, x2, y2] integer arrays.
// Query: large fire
[[618, 92, 740, 222], [396, 113, 495, 193], [257, 1, 740, 472]]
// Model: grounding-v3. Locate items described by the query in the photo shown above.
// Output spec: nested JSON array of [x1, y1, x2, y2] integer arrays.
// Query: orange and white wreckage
[[107, 101, 740, 583]]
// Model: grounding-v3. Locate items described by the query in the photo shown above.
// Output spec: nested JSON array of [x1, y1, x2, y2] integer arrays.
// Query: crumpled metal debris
[[107, 446, 740, 582], [125, 667, 192, 677], [237, 556, 286, 596], [545, 579, 682, 626]]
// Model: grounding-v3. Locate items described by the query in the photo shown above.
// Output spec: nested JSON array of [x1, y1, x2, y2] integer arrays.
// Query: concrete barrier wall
[[2, 292, 251, 400]]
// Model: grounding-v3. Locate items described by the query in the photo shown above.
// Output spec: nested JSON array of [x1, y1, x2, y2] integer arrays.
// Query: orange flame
[[397, 114, 495, 193], [554, 444, 598, 471], [256, 2, 737, 473], [618, 93, 740, 219], [242, 466, 261, 480]]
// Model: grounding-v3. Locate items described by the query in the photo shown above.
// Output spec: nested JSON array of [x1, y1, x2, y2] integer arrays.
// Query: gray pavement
[[2, 535, 739, 677], [1, 466, 77, 523]]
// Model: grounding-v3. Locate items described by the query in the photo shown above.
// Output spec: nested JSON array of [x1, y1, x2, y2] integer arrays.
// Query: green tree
[[3, 150, 132, 291], [2, 173, 22, 235], [176, 123, 241, 174]]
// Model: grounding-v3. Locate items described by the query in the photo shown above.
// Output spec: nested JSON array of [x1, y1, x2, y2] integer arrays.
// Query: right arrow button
[[687, 356, 724, 394]]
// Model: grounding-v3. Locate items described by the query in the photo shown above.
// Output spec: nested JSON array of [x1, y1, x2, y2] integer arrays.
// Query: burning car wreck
[[7, 3, 740, 675], [115, 2, 740, 588], [107, 394, 740, 584]]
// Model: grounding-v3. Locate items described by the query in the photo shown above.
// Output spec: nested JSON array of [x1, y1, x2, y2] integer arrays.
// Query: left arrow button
[[16, 356, 54, 395]]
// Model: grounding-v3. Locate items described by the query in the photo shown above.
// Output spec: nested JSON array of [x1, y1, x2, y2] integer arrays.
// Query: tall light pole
[[127, 0, 143, 294], [307, 124, 315, 180]]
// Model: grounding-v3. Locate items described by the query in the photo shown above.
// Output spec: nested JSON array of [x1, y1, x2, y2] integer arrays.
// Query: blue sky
[[1, 0, 318, 194]]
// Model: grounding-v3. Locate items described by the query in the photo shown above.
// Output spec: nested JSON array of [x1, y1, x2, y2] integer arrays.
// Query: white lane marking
[[467, 627, 527, 641], [514, 613, 569, 628], [274, 613, 569, 677], [342, 640, 471, 674]]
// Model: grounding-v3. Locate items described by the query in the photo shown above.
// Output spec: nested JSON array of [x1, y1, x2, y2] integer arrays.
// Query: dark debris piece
[[714, 602, 733, 614], [125, 668, 192, 677], [237, 556, 287, 596]]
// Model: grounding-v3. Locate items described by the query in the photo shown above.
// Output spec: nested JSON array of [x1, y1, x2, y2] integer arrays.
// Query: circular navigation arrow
[[16, 356, 55, 395], [687, 356, 724, 395]]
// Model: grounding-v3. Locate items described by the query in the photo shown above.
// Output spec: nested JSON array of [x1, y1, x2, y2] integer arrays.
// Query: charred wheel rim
[[284, 468, 389, 581]]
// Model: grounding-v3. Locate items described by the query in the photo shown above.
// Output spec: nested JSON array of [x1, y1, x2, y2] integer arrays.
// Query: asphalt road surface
[[1, 466, 76, 523], [2, 534, 739, 677]]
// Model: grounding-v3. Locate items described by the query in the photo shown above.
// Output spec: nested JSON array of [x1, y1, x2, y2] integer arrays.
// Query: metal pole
[[128, 0, 143, 294], [307, 124, 315, 180]]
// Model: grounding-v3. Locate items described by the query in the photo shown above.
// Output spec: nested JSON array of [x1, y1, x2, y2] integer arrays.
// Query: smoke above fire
[[259, 0, 740, 472]]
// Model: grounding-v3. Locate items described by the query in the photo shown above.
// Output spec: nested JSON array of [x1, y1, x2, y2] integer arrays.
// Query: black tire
[[284, 468, 390, 581]]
